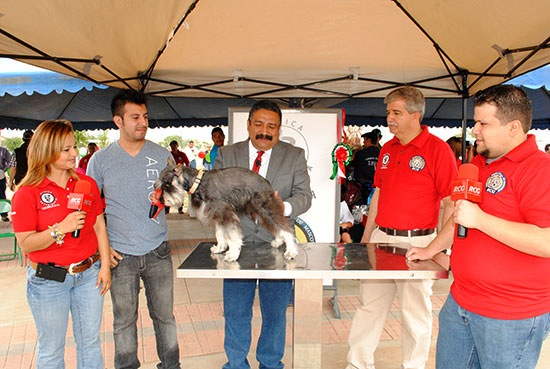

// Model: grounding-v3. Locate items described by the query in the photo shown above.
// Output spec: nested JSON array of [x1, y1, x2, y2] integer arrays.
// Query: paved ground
[[0, 214, 548, 369]]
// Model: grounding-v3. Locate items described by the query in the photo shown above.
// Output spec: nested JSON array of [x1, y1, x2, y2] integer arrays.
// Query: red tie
[[252, 151, 264, 173]]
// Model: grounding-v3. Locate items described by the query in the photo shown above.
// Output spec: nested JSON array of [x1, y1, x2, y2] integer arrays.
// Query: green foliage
[[2, 137, 23, 152], [96, 131, 111, 148], [161, 135, 182, 148], [73, 130, 94, 148]]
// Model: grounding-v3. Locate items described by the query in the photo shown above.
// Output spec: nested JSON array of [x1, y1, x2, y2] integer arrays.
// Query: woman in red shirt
[[12, 120, 111, 369]]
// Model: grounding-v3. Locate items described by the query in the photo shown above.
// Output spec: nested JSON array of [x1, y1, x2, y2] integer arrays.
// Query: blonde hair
[[18, 120, 79, 188]]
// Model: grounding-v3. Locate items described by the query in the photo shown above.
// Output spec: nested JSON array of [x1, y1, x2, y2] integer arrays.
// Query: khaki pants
[[347, 228, 436, 369]]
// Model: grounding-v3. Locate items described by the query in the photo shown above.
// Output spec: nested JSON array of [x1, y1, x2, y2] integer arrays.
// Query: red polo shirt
[[78, 153, 93, 172], [374, 126, 457, 230], [171, 150, 190, 166], [12, 174, 103, 265], [451, 135, 550, 319]]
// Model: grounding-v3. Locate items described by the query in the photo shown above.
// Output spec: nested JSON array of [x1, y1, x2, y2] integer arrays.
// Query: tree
[[73, 130, 94, 148], [2, 137, 23, 152], [161, 135, 182, 148], [97, 130, 111, 148]]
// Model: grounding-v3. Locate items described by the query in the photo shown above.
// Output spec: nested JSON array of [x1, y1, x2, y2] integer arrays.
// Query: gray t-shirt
[[87, 140, 171, 255]]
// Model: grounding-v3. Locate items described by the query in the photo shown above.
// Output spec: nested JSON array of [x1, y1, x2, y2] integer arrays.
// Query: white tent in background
[[0, 0, 548, 101]]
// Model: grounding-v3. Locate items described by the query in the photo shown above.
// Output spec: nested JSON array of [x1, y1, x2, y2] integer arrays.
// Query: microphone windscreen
[[74, 180, 92, 195], [457, 163, 479, 181]]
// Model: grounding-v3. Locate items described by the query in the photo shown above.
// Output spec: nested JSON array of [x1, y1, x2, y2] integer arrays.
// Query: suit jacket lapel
[[266, 142, 283, 183], [238, 140, 250, 169]]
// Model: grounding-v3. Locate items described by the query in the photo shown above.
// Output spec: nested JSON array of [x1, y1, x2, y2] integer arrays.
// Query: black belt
[[378, 226, 435, 237]]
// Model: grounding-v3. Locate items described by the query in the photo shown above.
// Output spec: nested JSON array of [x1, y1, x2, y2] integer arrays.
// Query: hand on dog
[[110, 247, 123, 268], [273, 190, 285, 210]]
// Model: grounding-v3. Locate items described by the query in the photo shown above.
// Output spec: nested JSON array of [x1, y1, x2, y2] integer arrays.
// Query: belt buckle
[[68, 262, 79, 275]]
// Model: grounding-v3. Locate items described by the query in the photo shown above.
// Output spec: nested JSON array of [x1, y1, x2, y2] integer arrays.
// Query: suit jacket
[[214, 139, 312, 243]]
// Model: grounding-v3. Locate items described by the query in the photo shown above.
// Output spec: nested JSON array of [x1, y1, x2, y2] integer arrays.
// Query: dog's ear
[[167, 157, 176, 166], [174, 164, 183, 176]]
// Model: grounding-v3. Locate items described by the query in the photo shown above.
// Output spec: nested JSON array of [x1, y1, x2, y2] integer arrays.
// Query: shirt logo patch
[[381, 153, 390, 169], [409, 156, 425, 172], [40, 191, 56, 205], [485, 172, 506, 194]]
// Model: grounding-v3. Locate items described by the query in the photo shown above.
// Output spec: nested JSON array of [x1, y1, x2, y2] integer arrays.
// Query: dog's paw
[[211, 243, 227, 254], [284, 246, 298, 260], [271, 238, 284, 248], [224, 249, 241, 262]]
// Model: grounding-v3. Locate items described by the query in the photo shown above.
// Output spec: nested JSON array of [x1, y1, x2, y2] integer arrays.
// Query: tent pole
[[461, 71, 469, 164]]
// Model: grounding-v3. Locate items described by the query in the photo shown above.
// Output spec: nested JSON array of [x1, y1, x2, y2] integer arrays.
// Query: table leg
[[293, 279, 323, 369]]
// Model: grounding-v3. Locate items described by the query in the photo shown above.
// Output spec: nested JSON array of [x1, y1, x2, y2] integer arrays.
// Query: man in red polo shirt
[[347, 86, 457, 369], [407, 85, 550, 369]]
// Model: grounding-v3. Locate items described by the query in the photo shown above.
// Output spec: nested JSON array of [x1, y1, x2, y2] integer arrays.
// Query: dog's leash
[[188, 169, 205, 194], [149, 187, 165, 218]]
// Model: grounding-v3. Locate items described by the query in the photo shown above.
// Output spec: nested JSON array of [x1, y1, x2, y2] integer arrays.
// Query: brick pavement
[[0, 240, 451, 369]]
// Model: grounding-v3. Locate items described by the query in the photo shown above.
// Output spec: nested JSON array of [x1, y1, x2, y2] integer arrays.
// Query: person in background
[[183, 140, 198, 168], [167, 140, 189, 214], [351, 130, 380, 203], [11, 119, 110, 369], [408, 85, 550, 369], [214, 100, 312, 369], [169, 140, 190, 166], [79, 142, 98, 173], [208, 126, 225, 169], [347, 86, 457, 369], [9, 129, 33, 191], [87, 89, 181, 369], [0, 144, 11, 221], [545, 143, 550, 154]]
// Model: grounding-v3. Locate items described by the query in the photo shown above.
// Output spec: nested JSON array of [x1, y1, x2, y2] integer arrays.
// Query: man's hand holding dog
[[110, 247, 123, 268], [273, 190, 285, 211]]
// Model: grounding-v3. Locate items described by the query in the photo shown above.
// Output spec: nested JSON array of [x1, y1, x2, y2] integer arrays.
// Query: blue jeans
[[26, 260, 104, 369], [436, 293, 550, 369], [110, 241, 180, 369], [222, 279, 293, 369]]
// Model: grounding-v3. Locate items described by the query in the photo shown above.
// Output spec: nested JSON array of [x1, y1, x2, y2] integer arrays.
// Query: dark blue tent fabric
[[0, 67, 549, 130]]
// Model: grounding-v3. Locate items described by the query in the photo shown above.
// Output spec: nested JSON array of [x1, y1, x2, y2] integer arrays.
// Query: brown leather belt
[[378, 226, 435, 237], [30, 252, 100, 275]]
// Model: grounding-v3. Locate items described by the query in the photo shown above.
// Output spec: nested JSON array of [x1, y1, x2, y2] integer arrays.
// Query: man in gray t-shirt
[[87, 90, 181, 369]]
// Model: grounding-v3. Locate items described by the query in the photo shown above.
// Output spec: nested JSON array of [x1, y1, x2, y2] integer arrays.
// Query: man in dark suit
[[213, 100, 312, 369]]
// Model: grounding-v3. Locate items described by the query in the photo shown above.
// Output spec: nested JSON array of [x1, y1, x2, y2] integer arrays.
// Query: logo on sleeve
[[380, 153, 390, 169], [485, 172, 506, 194], [409, 156, 426, 172]]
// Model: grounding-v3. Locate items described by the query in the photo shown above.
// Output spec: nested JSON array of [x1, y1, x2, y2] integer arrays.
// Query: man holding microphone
[[407, 85, 550, 369], [347, 86, 457, 369]]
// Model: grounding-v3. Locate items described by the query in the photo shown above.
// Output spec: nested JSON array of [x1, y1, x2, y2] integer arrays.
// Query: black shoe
[[1, 216, 9, 222]]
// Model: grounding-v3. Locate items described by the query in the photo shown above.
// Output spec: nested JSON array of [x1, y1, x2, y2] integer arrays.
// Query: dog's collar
[[188, 169, 204, 194]]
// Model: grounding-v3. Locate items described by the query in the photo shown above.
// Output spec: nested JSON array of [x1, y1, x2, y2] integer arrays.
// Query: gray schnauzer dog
[[155, 164, 298, 262]]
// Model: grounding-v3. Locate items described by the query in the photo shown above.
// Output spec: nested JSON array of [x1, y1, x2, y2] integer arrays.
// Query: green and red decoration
[[330, 109, 351, 183]]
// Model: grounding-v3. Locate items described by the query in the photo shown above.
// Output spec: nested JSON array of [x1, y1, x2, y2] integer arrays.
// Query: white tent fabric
[[0, 0, 549, 99]]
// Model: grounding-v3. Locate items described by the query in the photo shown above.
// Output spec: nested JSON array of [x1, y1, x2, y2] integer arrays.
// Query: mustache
[[255, 134, 273, 141]]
